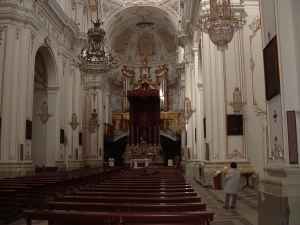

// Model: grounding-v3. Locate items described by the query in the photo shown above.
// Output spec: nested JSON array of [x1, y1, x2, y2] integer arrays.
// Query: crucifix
[[273, 110, 277, 122], [268, 32, 271, 42]]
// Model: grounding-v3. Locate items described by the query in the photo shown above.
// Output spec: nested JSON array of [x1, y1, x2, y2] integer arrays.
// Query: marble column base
[[258, 166, 300, 225], [0, 162, 35, 178]]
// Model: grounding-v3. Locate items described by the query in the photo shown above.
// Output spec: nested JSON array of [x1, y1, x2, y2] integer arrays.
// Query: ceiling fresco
[[86, 0, 181, 98]]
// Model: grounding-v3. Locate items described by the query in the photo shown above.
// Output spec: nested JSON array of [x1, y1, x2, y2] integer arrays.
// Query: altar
[[121, 59, 167, 167], [131, 158, 151, 168]]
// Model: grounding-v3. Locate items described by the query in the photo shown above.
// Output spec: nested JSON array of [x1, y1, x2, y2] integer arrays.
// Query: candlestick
[[137, 126, 139, 145], [154, 125, 156, 145], [132, 126, 134, 145], [149, 126, 151, 145], [159, 125, 160, 145]]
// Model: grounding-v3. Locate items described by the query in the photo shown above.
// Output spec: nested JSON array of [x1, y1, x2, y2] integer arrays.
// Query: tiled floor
[[7, 176, 258, 225], [190, 178, 258, 225]]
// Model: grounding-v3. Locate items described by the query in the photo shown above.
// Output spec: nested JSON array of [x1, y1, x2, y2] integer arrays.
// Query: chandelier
[[169, 97, 195, 134], [86, 89, 101, 133], [202, 0, 243, 51], [74, 19, 118, 89]]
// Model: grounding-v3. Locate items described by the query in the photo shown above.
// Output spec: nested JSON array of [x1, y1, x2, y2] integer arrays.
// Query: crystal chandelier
[[74, 19, 118, 89], [203, 0, 243, 51], [86, 89, 101, 133]]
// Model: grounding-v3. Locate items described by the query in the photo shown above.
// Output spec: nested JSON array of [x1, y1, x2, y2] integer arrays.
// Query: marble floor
[[190, 178, 258, 225], [6, 175, 258, 225]]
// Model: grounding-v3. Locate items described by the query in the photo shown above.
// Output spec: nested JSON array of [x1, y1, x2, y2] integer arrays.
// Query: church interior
[[0, 0, 300, 224]]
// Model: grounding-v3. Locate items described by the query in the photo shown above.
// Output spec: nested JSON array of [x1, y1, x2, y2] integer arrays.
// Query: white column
[[97, 90, 104, 163], [47, 87, 60, 166]]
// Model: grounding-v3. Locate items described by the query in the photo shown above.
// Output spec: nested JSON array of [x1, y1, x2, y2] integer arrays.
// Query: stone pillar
[[258, 0, 300, 224], [182, 37, 196, 178], [47, 87, 60, 167]]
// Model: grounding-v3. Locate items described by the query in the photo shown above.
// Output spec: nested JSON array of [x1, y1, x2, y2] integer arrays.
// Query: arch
[[31, 44, 58, 168]]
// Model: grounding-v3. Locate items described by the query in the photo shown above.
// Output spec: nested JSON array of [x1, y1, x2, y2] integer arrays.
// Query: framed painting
[[60, 129, 64, 144], [287, 111, 298, 164], [79, 132, 82, 146], [263, 35, 280, 101], [227, 115, 243, 135], [26, 119, 32, 140], [203, 117, 206, 138]]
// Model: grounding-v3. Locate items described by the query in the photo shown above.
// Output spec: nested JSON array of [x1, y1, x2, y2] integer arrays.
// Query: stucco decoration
[[157, 27, 176, 55], [109, 0, 171, 6], [137, 32, 156, 58], [114, 28, 134, 55]]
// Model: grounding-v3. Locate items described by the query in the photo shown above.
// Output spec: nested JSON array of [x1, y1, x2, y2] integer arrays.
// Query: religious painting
[[263, 35, 280, 101], [203, 117, 206, 138], [79, 132, 82, 146], [287, 111, 298, 164], [26, 119, 32, 140], [227, 115, 243, 135], [60, 129, 64, 144]]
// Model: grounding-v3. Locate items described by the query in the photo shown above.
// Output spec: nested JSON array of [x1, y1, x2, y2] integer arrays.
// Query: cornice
[[0, 4, 41, 33]]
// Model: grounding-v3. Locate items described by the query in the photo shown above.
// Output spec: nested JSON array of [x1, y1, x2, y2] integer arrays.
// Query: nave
[[7, 168, 258, 225]]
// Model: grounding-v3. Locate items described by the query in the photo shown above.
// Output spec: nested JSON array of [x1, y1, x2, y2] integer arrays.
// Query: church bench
[[100, 181, 189, 186], [93, 184, 192, 189], [22, 210, 214, 225], [46, 202, 206, 213], [0, 190, 20, 224], [23, 210, 117, 225], [46, 202, 123, 212], [117, 212, 214, 225], [85, 187, 194, 192], [105, 181, 189, 185], [124, 202, 206, 212], [74, 191, 197, 198], [62, 196, 201, 204]]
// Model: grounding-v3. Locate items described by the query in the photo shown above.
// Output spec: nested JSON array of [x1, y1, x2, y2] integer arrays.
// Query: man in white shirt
[[223, 162, 241, 209]]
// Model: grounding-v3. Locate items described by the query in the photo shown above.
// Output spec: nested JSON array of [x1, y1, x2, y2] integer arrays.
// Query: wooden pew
[[85, 187, 195, 192], [124, 202, 206, 212], [62, 195, 201, 204], [23, 210, 214, 225], [92, 184, 192, 189], [47, 202, 123, 212], [0, 190, 19, 224], [46, 202, 207, 213], [118, 212, 214, 225], [23, 210, 117, 225], [74, 191, 197, 197]]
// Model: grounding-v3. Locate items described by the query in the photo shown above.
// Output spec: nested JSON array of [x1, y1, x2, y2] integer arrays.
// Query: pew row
[[62, 195, 201, 204], [46, 202, 207, 212], [23, 210, 214, 225]]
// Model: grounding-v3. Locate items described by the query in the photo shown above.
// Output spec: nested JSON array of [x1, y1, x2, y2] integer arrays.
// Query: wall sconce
[[69, 113, 80, 130], [183, 97, 195, 123], [228, 87, 247, 114], [36, 101, 52, 123], [87, 109, 101, 133]]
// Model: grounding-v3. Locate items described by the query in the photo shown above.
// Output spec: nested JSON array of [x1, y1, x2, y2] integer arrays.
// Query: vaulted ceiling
[[85, 0, 182, 94]]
